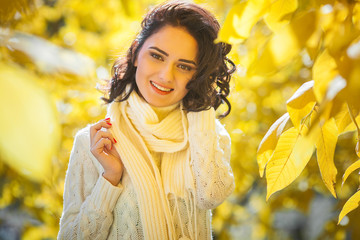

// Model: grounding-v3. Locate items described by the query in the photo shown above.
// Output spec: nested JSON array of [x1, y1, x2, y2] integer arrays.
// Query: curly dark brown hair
[[101, 1, 235, 117]]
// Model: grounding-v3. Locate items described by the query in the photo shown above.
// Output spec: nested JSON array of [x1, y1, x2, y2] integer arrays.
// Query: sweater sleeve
[[58, 127, 123, 240], [187, 108, 235, 210]]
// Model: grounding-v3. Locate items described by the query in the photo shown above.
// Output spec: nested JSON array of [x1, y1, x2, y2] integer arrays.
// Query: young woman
[[58, 1, 235, 239]]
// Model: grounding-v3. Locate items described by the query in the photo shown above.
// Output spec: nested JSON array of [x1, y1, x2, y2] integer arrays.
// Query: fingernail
[[105, 117, 110, 121], [107, 122, 112, 125], [113, 138, 117, 143]]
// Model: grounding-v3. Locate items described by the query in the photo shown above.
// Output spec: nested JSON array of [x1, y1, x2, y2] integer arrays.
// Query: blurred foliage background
[[1, 0, 360, 239]]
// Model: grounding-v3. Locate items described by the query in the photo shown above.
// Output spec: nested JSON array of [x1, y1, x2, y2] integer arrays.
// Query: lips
[[150, 81, 174, 94]]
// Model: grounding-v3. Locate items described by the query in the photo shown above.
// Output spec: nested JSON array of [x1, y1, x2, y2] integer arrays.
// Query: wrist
[[102, 171, 122, 186]]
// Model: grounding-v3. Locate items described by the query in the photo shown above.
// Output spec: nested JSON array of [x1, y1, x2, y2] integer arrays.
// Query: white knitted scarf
[[106, 91, 197, 240]]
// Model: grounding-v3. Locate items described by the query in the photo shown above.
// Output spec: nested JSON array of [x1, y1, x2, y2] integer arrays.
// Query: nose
[[158, 63, 174, 83]]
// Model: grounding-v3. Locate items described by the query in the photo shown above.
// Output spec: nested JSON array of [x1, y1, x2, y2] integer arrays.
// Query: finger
[[93, 130, 117, 146], [109, 145, 121, 159], [90, 119, 113, 144], [91, 137, 112, 157]]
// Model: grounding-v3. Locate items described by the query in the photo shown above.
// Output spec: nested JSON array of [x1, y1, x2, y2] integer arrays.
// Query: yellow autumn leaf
[[315, 118, 339, 198], [247, 9, 315, 76], [257, 113, 290, 177], [334, 102, 353, 134], [306, 77, 346, 135], [0, 0, 35, 25], [324, 15, 359, 55], [324, 75, 347, 102], [353, 2, 360, 28], [346, 63, 360, 108], [338, 190, 360, 224], [328, 98, 360, 133], [342, 159, 360, 186], [0, 63, 61, 182], [246, 45, 277, 76], [306, 28, 322, 56], [264, 0, 298, 32], [216, 0, 271, 45], [286, 80, 317, 129], [334, 111, 360, 135], [347, 103, 360, 158], [247, 24, 299, 76], [312, 49, 339, 102], [266, 126, 315, 200], [269, 26, 300, 66], [6, 32, 95, 76], [290, 5, 317, 40], [318, 4, 335, 32], [290, 9, 317, 58]]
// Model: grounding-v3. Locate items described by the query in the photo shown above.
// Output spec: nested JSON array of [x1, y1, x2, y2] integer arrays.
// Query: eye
[[150, 52, 163, 61], [178, 64, 193, 71]]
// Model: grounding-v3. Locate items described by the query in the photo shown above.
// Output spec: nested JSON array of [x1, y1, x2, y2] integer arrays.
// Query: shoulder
[[70, 124, 104, 173], [73, 124, 92, 148], [75, 124, 91, 140]]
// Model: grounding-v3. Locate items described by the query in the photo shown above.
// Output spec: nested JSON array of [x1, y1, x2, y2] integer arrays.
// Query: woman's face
[[134, 25, 198, 107]]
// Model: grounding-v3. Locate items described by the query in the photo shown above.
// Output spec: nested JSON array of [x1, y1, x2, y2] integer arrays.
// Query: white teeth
[[151, 81, 173, 92]]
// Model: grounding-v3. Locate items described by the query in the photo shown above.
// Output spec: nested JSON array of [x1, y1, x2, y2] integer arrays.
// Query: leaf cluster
[[217, 0, 360, 226]]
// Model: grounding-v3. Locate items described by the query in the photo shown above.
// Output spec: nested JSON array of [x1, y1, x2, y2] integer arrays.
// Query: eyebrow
[[149, 46, 197, 66]]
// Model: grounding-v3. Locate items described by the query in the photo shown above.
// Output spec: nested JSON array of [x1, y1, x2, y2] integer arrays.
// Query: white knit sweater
[[58, 109, 234, 239]]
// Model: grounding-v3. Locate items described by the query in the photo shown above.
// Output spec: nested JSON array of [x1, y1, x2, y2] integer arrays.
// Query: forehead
[[142, 25, 198, 60]]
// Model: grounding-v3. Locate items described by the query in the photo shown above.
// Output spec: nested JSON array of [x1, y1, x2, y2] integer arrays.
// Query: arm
[[58, 128, 123, 240], [187, 108, 235, 210]]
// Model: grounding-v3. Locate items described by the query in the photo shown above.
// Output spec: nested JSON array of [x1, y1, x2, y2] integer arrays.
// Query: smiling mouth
[[150, 81, 174, 92]]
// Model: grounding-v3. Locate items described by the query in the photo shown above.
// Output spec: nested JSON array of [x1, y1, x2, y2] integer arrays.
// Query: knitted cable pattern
[[58, 92, 234, 240]]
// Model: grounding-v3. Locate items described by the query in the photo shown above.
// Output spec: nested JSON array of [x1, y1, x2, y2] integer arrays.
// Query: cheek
[[181, 77, 192, 91], [136, 59, 154, 79], [134, 68, 144, 90], [135, 62, 146, 82], [134, 69, 139, 83], [179, 82, 190, 97]]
